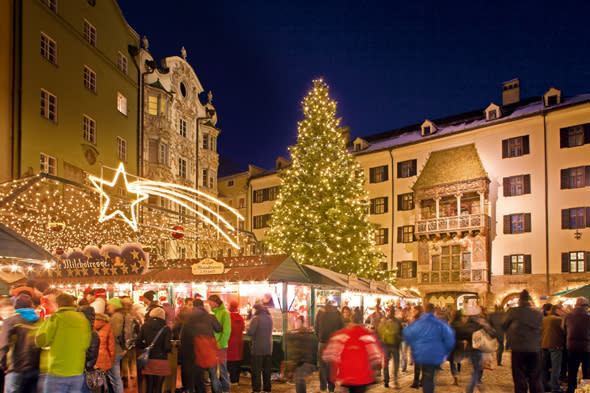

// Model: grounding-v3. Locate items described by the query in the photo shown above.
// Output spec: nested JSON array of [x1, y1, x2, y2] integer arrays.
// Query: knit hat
[[107, 297, 123, 309], [208, 294, 222, 306], [519, 289, 530, 301], [14, 293, 33, 309], [93, 288, 106, 297], [151, 306, 166, 320], [229, 301, 239, 313]]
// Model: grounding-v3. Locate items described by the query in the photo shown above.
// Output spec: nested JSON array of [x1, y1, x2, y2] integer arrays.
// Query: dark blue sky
[[119, 0, 590, 171]]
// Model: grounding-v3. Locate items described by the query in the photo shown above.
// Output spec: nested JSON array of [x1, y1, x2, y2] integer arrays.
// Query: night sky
[[118, 0, 590, 172]]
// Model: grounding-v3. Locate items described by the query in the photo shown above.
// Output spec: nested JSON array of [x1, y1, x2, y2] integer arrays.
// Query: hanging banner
[[192, 258, 225, 275], [45, 243, 149, 278]]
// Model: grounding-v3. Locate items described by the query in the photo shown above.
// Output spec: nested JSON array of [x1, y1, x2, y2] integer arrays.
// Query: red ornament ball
[[171, 226, 184, 240], [55, 248, 64, 255]]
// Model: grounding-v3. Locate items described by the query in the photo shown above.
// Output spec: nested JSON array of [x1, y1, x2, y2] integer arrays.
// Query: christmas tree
[[266, 79, 388, 280]]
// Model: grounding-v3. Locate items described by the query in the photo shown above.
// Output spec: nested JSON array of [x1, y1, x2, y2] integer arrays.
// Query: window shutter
[[384, 197, 388, 213], [524, 213, 532, 232], [148, 140, 158, 163], [584, 124, 590, 145], [524, 254, 532, 274], [562, 253, 569, 273], [562, 209, 570, 229], [586, 207, 590, 228], [586, 166, 590, 187], [504, 256, 510, 275], [560, 128, 568, 148], [397, 227, 403, 243], [503, 215, 511, 234], [585, 252, 590, 273], [524, 175, 531, 194], [396, 262, 401, 278], [411, 261, 417, 278], [384, 166, 389, 181], [411, 160, 417, 176], [503, 177, 510, 197], [369, 168, 375, 183], [502, 139, 508, 158], [522, 135, 530, 155], [396, 162, 402, 178], [560, 169, 568, 189], [397, 194, 402, 211]]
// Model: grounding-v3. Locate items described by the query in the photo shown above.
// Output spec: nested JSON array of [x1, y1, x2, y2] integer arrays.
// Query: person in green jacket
[[208, 294, 232, 393], [35, 293, 91, 393]]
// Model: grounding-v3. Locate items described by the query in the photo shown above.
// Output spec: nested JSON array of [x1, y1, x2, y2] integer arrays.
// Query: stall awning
[[549, 286, 581, 297], [302, 265, 374, 293], [0, 223, 54, 262], [554, 284, 590, 299]]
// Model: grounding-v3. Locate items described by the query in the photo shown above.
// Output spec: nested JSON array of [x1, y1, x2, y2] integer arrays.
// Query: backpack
[[118, 313, 140, 351], [377, 319, 400, 346]]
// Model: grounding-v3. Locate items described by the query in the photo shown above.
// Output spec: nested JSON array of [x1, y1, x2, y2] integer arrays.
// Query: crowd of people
[[0, 281, 588, 393]]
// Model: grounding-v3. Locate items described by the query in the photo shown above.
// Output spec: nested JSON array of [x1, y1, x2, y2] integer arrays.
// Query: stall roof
[[302, 265, 375, 293], [0, 223, 55, 262]]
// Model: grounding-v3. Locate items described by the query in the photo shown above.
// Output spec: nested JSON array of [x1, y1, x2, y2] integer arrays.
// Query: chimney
[[502, 78, 520, 106]]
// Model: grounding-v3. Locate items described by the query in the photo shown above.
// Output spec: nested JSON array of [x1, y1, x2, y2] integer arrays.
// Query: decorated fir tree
[[265, 79, 388, 280]]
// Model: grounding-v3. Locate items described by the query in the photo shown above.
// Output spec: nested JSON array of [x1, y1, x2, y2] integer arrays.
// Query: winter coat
[[211, 303, 231, 349], [137, 317, 172, 360], [488, 311, 506, 340], [285, 329, 318, 365], [247, 305, 273, 356], [377, 316, 403, 346], [0, 309, 41, 372], [86, 331, 100, 371], [178, 306, 221, 367], [563, 307, 590, 352], [542, 315, 564, 350], [227, 312, 245, 361], [455, 316, 496, 353], [503, 301, 543, 353], [314, 304, 344, 343], [145, 302, 162, 319], [322, 325, 383, 386], [35, 306, 91, 376], [94, 314, 115, 370], [402, 312, 455, 366], [109, 310, 125, 356]]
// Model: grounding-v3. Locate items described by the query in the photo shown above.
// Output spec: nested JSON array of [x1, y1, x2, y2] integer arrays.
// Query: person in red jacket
[[94, 313, 116, 373], [321, 312, 383, 393], [226, 301, 245, 385]]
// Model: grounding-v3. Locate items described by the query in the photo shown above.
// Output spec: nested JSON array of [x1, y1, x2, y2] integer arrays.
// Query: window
[[40, 33, 57, 64], [202, 169, 208, 187], [253, 214, 272, 229], [488, 109, 497, 120], [178, 157, 187, 179], [375, 228, 388, 245], [117, 52, 128, 75], [397, 225, 415, 243], [228, 180, 234, 186], [253, 187, 279, 203], [503, 213, 531, 234], [503, 254, 531, 275], [370, 197, 388, 214], [84, 20, 96, 47], [209, 176, 214, 189], [159, 143, 168, 165], [560, 124, 589, 148], [561, 166, 590, 189], [438, 245, 462, 271], [561, 207, 590, 229], [83, 66, 96, 92], [228, 200, 233, 207], [502, 135, 529, 158], [239, 198, 245, 209], [117, 92, 127, 115], [148, 140, 168, 165], [369, 165, 388, 183], [203, 133, 209, 149], [148, 96, 158, 115], [40, 89, 57, 122], [178, 247, 186, 260], [423, 126, 431, 135], [83, 115, 96, 144], [397, 159, 417, 178], [562, 251, 589, 273], [40, 153, 57, 175], [397, 192, 414, 210], [503, 174, 530, 197], [43, 0, 57, 12], [117, 137, 127, 161], [396, 261, 416, 278], [547, 95, 558, 106], [179, 118, 187, 137], [462, 253, 471, 270]]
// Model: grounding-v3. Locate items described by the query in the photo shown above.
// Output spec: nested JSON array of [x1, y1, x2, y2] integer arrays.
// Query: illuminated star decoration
[[89, 163, 148, 231]]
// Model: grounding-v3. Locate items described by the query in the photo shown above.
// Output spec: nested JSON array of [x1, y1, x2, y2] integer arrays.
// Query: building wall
[[250, 172, 281, 242], [18, 0, 139, 179], [0, 0, 15, 182]]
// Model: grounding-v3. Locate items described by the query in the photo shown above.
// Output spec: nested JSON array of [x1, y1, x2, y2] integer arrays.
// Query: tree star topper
[[89, 163, 148, 231]]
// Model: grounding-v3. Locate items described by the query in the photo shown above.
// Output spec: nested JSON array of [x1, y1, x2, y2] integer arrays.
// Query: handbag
[[472, 328, 498, 353], [193, 335, 219, 369], [86, 369, 107, 390], [137, 326, 167, 369]]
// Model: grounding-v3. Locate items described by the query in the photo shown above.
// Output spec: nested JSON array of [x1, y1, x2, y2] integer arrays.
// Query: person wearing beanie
[[503, 289, 543, 393], [137, 304, 172, 393], [207, 294, 232, 393], [106, 297, 126, 393], [0, 293, 42, 393]]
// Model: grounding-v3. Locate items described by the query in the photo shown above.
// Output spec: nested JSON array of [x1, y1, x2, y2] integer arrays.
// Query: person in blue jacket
[[403, 303, 455, 393]]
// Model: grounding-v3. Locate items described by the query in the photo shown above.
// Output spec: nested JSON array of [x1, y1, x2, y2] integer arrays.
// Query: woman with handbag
[[94, 313, 116, 393], [137, 307, 172, 393], [456, 305, 496, 393]]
